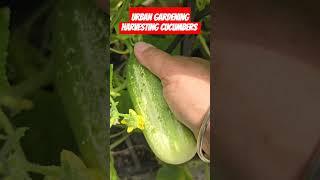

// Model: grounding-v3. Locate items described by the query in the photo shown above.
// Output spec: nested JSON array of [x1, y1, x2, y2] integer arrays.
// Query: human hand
[[134, 42, 210, 155]]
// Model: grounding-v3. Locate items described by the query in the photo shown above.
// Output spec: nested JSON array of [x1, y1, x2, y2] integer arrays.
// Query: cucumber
[[126, 55, 196, 164], [51, 0, 108, 176]]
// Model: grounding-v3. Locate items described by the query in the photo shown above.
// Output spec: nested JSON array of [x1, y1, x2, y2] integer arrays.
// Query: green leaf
[[143, 35, 181, 55], [156, 165, 193, 180], [197, 0, 210, 11], [111, 0, 130, 31], [60, 150, 106, 180], [110, 98, 120, 127], [0, 7, 10, 91], [61, 150, 87, 170], [115, 90, 133, 114], [110, 154, 119, 180], [0, 128, 31, 180]]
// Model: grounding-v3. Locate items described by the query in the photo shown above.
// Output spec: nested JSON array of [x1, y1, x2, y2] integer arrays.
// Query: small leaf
[[60, 150, 106, 180], [61, 150, 86, 169]]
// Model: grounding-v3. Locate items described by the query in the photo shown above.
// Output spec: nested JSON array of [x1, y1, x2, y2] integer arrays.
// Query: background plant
[[0, 0, 108, 179]]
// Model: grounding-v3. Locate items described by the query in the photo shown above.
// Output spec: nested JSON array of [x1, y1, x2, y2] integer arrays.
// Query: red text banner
[[119, 7, 201, 35]]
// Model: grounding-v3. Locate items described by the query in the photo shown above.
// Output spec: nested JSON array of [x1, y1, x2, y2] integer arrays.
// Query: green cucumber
[[52, 0, 108, 176], [126, 55, 196, 165]]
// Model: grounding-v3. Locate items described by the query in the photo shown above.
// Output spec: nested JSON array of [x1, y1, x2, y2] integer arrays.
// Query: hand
[[134, 42, 211, 156]]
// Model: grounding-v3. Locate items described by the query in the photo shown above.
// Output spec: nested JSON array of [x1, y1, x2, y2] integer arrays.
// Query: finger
[[134, 42, 177, 80]]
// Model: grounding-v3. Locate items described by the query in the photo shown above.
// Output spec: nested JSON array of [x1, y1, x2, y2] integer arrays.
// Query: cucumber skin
[[126, 55, 196, 164], [52, 0, 108, 176]]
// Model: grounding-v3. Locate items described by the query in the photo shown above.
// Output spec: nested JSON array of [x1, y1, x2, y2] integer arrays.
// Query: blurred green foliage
[[0, 0, 108, 179]]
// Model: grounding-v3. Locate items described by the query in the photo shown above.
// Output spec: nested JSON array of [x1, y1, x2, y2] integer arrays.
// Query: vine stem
[[110, 48, 130, 55], [25, 162, 61, 177], [198, 33, 210, 56], [165, 35, 186, 54], [110, 130, 126, 139], [110, 133, 130, 150], [0, 95, 33, 111], [125, 137, 141, 169], [113, 81, 127, 93], [194, 5, 210, 22]]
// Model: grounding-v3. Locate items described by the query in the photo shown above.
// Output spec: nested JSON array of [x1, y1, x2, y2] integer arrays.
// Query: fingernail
[[134, 42, 154, 56]]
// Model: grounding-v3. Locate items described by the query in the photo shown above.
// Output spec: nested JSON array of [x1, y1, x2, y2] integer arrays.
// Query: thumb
[[134, 42, 178, 80]]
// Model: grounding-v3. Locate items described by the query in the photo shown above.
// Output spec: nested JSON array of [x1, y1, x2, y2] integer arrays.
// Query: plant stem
[[165, 35, 186, 54], [110, 133, 130, 150], [198, 33, 210, 56], [110, 64, 114, 90], [0, 95, 33, 111], [194, 5, 210, 22], [25, 162, 61, 177], [110, 48, 130, 55], [113, 81, 127, 93], [110, 130, 126, 138], [125, 137, 141, 169]]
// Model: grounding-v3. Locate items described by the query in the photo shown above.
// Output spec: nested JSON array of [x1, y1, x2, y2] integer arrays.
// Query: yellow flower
[[120, 109, 145, 133], [137, 116, 145, 130], [120, 119, 127, 125], [127, 127, 134, 133]]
